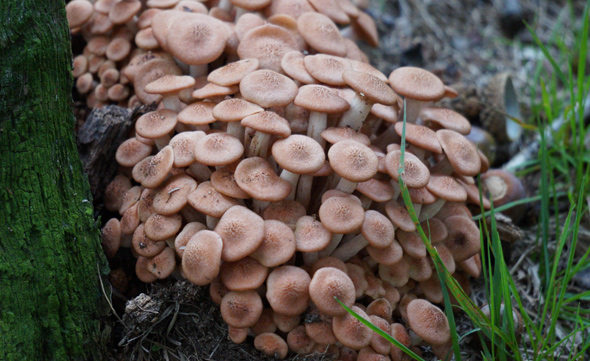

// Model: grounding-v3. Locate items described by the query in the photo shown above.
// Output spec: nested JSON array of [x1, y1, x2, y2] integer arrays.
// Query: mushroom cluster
[[70, 0, 500, 359]]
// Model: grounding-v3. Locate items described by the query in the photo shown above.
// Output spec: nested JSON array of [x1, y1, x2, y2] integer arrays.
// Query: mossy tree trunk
[[0, 1, 108, 360]]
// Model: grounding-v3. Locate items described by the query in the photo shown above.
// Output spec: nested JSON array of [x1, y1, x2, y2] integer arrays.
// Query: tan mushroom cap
[[426, 174, 467, 202], [332, 305, 373, 350], [308, 0, 350, 24], [406, 299, 450, 346], [262, 200, 306, 230], [119, 185, 142, 215], [213, 98, 264, 123], [297, 12, 347, 57], [370, 103, 399, 123], [304, 54, 352, 85], [137, 8, 160, 28], [152, 174, 198, 215], [250, 220, 296, 267], [319, 195, 365, 234], [145, 74, 195, 96], [214, 205, 265, 262], [343, 70, 398, 105], [328, 139, 378, 182], [210, 165, 251, 199], [420, 217, 448, 243], [135, 256, 158, 283], [321, 127, 370, 146], [169, 131, 204, 167], [136, 109, 177, 139], [265, 0, 315, 18], [177, 102, 216, 125], [294, 216, 332, 252], [144, 213, 182, 241], [167, 13, 229, 66], [407, 187, 437, 205], [106, 38, 131, 62], [237, 24, 299, 73], [384, 150, 430, 188], [134, 58, 183, 104], [228, 326, 249, 344], [421, 107, 471, 135], [356, 178, 395, 203], [311, 256, 348, 275], [174, 222, 207, 258], [101, 218, 121, 259], [362, 210, 395, 249], [272, 135, 325, 174], [388, 67, 445, 101], [287, 325, 316, 355], [120, 202, 140, 237], [294, 85, 350, 113], [132, 146, 174, 188], [367, 315, 392, 355], [254, 333, 289, 359], [188, 181, 239, 218], [132, 223, 167, 258], [191, 82, 239, 99], [138, 188, 157, 222], [147, 247, 176, 279], [393, 122, 442, 154], [241, 111, 292, 138], [104, 175, 132, 213], [182, 230, 223, 285], [208, 58, 260, 86], [66, 1, 94, 28], [266, 265, 311, 316], [309, 267, 356, 316], [443, 216, 481, 261], [116, 138, 153, 168], [109, 0, 141, 24], [352, 10, 379, 47], [234, 13, 265, 42], [396, 230, 426, 259], [437, 129, 481, 176], [220, 290, 264, 328], [281, 51, 316, 84], [389, 323, 411, 360], [240, 69, 299, 108], [384, 200, 415, 232], [220, 257, 268, 291], [366, 239, 403, 265], [194, 132, 244, 166], [234, 157, 292, 202]]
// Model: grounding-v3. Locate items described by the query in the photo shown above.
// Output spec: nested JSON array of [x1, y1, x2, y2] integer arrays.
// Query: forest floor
[[98, 1, 590, 360]]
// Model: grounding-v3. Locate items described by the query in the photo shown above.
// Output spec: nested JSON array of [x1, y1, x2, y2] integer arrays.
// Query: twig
[[97, 263, 122, 322]]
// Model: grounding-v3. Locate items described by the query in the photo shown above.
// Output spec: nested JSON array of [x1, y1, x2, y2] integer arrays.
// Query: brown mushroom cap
[[406, 299, 451, 346], [241, 111, 292, 138], [237, 24, 299, 73], [66, 1, 94, 28], [294, 85, 350, 113], [240, 69, 299, 108], [101, 218, 121, 259], [361, 210, 395, 249], [214, 205, 265, 262], [104, 175, 132, 213], [281, 51, 317, 84], [321, 127, 371, 146], [384, 199, 415, 232], [304, 54, 352, 85], [393, 122, 442, 154], [309, 267, 356, 317], [220, 257, 268, 291], [177, 102, 216, 125], [295, 216, 332, 252], [144, 213, 183, 241], [420, 107, 471, 135], [150, 175, 196, 216], [135, 109, 178, 139], [220, 290, 264, 328], [147, 247, 176, 279], [234, 157, 292, 202], [169, 131, 205, 167], [437, 129, 481, 176], [272, 134, 326, 174], [297, 12, 347, 56], [388, 67, 445, 101], [343, 70, 398, 105], [145, 74, 196, 96], [250, 220, 296, 267], [254, 333, 289, 359], [426, 174, 467, 202], [210, 165, 251, 199], [396, 230, 426, 259], [188, 181, 238, 218], [266, 265, 311, 316], [194, 132, 244, 166], [319, 195, 365, 234], [332, 306, 373, 350], [384, 150, 430, 188], [212, 98, 264, 122], [287, 325, 316, 355], [132, 146, 174, 189], [442, 216, 481, 261], [328, 140, 378, 182], [366, 239, 403, 266], [174, 222, 207, 258], [356, 178, 395, 203], [208, 58, 260, 86], [262, 200, 306, 230]]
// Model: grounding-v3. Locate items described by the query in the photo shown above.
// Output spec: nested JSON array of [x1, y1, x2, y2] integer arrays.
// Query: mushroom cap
[[212, 98, 264, 122], [169, 131, 205, 167], [481, 169, 526, 208], [426, 174, 467, 202], [101, 218, 121, 259], [104, 175, 132, 213], [286, 325, 316, 355], [220, 290, 264, 328], [378, 258, 409, 287], [384, 199, 415, 232], [66, 1, 94, 28], [241, 111, 292, 138], [192, 82, 239, 99], [234, 157, 292, 202], [262, 200, 306, 230], [361, 210, 395, 249], [393, 122, 442, 154], [135, 109, 177, 139], [208, 58, 260, 86], [294, 85, 350, 113], [355, 178, 395, 203], [420, 107, 471, 135], [134, 58, 182, 104], [332, 306, 373, 350], [437, 129, 481, 176], [442, 216, 481, 261], [366, 239, 403, 265], [319, 195, 365, 234], [147, 247, 176, 279], [187, 181, 239, 218], [250, 220, 296, 267], [144, 213, 183, 241], [281, 51, 317, 84], [321, 127, 371, 146], [294, 216, 332, 252], [304, 54, 352, 85], [266, 265, 311, 316], [145, 74, 195, 95], [194, 132, 244, 166], [406, 299, 451, 346], [388, 67, 445, 101], [343, 70, 398, 105], [214, 205, 265, 262], [152, 174, 198, 215], [237, 24, 299, 73], [254, 333, 289, 359], [210, 165, 251, 199], [220, 257, 268, 291], [384, 150, 430, 188], [309, 267, 356, 316], [272, 134, 325, 174], [328, 140, 378, 182], [396, 230, 426, 259], [297, 12, 347, 56], [177, 102, 216, 125], [174, 222, 207, 258], [240, 69, 299, 108], [132, 146, 174, 189]]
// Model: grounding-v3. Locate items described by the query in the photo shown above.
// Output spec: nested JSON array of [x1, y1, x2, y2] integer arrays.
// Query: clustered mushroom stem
[[190, 64, 208, 78], [226, 121, 243, 139], [217, 0, 233, 13], [307, 111, 328, 147], [252, 199, 269, 214], [173, 58, 190, 74], [155, 134, 171, 150], [318, 233, 345, 257], [373, 123, 401, 150], [188, 163, 213, 183], [279, 169, 300, 200], [418, 198, 446, 222], [407, 144, 427, 162], [296, 174, 313, 208], [206, 215, 219, 229], [234, 7, 248, 20], [162, 94, 182, 113], [331, 233, 368, 261], [302, 251, 318, 267], [404, 98, 424, 124], [248, 131, 271, 158], [358, 194, 373, 210], [335, 178, 357, 194], [338, 93, 372, 131], [429, 157, 454, 175]]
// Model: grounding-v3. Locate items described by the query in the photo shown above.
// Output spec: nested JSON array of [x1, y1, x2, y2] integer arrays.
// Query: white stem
[[188, 163, 212, 182], [296, 174, 313, 208], [162, 94, 181, 112], [373, 122, 401, 150], [155, 134, 170, 150], [190, 64, 208, 78], [338, 93, 372, 131], [207, 215, 219, 229], [404, 98, 423, 124], [248, 131, 271, 158], [336, 178, 357, 194], [331, 234, 368, 261], [429, 157, 454, 175], [280, 169, 300, 200], [359, 194, 372, 210], [227, 121, 243, 139], [318, 233, 345, 257], [307, 111, 327, 148]]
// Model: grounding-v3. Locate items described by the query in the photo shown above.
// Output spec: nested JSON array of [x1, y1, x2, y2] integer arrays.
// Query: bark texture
[[0, 1, 107, 360]]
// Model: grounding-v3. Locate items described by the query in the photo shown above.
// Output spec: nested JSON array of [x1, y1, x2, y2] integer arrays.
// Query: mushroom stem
[[227, 121, 244, 139], [217, 0, 233, 13], [429, 157, 454, 175], [190, 64, 208, 78], [335, 178, 357, 194], [358, 194, 372, 210], [407, 145, 427, 163], [207, 215, 220, 229], [253, 199, 269, 214], [307, 111, 328, 147], [373, 122, 401, 150], [296, 174, 313, 208], [188, 163, 213, 182], [418, 198, 446, 222], [318, 233, 345, 257], [338, 93, 372, 131], [331, 233, 368, 261], [162, 94, 182, 112], [280, 169, 300, 200], [303, 251, 318, 266], [155, 134, 171, 150], [248, 131, 271, 158], [404, 98, 423, 124]]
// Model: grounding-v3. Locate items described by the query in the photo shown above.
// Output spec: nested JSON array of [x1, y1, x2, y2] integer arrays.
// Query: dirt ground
[[101, 1, 590, 360]]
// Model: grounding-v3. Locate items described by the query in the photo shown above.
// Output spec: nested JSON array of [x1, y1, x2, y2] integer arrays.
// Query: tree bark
[[0, 1, 108, 360]]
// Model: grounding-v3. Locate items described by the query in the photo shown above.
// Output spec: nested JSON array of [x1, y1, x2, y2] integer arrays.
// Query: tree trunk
[[0, 1, 108, 360]]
